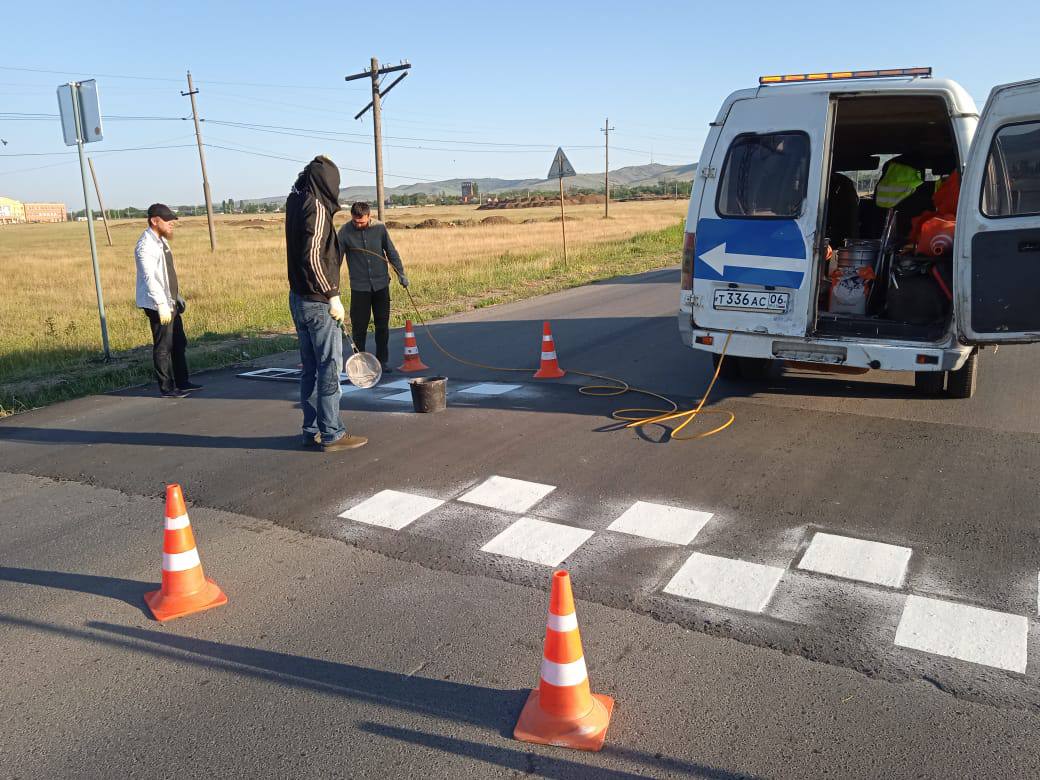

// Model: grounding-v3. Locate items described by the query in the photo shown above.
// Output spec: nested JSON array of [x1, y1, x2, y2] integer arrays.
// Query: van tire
[[946, 351, 978, 399], [914, 371, 945, 395], [712, 352, 741, 381], [737, 357, 772, 381]]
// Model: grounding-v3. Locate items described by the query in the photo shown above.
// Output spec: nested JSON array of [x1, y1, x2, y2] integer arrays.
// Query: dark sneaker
[[322, 434, 368, 452], [178, 382, 204, 391], [302, 433, 322, 448], [160, 390, 190, 399]]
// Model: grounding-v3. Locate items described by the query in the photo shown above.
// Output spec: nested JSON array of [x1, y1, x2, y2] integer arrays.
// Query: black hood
[[292, 156, 341, 214]]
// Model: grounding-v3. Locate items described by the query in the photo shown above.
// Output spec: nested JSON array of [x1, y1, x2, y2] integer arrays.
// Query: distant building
[[23, 202, 67, 223], [461, 181, 478, 203], [0, 196, 25, 225]]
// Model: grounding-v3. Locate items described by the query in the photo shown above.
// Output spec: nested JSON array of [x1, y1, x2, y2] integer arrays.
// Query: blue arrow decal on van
[[694, 218, 807, 289]]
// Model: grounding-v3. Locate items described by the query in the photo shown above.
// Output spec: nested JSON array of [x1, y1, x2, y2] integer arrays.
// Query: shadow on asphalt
[[0, 613, 759, 779], [1, 615, 524, 736], [357, 722, 762, 780], [0, 567, 153, 617], [0, 427, 307, 451]]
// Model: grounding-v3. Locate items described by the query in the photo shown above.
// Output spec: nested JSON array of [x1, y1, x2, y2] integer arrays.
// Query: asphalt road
[[3, 267, 1040, 778]]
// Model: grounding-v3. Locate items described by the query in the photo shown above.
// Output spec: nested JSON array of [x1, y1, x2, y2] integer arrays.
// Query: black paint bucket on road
[[409, 376, 447, 413]]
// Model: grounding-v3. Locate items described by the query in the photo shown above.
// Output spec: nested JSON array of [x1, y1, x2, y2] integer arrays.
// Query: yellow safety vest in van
[[875, 162, 924, 209]]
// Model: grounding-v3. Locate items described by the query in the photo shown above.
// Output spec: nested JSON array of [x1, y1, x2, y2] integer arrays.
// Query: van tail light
[[681, 231, 696, 290]]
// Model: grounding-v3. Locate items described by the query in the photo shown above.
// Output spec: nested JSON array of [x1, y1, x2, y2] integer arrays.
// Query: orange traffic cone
[[533, 321, 566, 379], [144, 484, 228, 622], [514, 570, 613, 751], [398, 319, 429, 372]]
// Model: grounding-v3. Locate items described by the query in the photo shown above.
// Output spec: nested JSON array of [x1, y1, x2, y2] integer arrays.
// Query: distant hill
[[253, 162, 696, 205]]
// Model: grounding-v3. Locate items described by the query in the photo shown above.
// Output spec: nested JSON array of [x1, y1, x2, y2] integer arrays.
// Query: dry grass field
[[0, 199, 685, 413]]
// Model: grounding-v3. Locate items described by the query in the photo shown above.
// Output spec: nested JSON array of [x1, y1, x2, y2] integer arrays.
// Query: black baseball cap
[[147, 203, 178, 221]]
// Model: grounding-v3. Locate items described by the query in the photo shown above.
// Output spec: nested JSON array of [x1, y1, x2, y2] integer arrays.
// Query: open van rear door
[[692, 92, 830, 338], [956, 78, 1040, 344]]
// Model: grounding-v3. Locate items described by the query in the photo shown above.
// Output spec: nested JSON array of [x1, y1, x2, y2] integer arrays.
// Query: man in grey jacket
[[337, 202, 408, 372], [134, 203, 202, 398]]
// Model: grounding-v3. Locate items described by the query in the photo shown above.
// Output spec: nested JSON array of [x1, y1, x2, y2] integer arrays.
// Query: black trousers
[[349, 286, 391, 365], [143, 308, 190, 393]]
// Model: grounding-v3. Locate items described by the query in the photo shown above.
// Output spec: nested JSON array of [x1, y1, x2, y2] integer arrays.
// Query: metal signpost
[[547, 147, 577, 267], [57, 80, 110, 360]]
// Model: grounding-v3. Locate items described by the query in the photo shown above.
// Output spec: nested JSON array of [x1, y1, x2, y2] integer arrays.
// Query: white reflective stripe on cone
[[541, 352, 558, 361], [163, 548, 201, 572], [546, 612, 579, 632], [164, 514, 190, 531], [540, 656, 588, 687], [404, 347, 418, 355], [405, 331, 416, 338], [543, 335, 553, 342]]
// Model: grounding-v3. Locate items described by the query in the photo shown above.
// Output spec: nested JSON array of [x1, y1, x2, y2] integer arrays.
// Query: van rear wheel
[[946, 351, 978, 399], [914, 371, 945, 395], [712, 352, 741, 381], [737, 357, 772, 381]]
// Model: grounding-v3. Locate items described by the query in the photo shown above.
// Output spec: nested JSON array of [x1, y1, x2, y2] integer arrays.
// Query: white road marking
[[458, 475, 556, 513], [607, 501, 713, 545], [798, 532, 912, 588], [339, 384, 364, 394], [381, 391, 415, 402], [339, 490, 445, 531], [380, 379, 414, 390], [480, 517, 593, 566], [664, 552, 785, 613], [895, 595, 1028, 673], [457, 383, 523, 396]]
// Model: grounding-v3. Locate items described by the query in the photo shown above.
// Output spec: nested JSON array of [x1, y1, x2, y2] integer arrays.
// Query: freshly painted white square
[[381, 391, 415, 402], [480, 517, 593, 566], [339, 383, 364, 394], [339, 490, 445, 531], [458, 475, 556, 513], [607, 501, 713, 545], [894, 595, 1028, 673], [457, 383, 523, 396], [798, 532, 912, 588], [664, 552, 785, 613], [380, 379, 414, 390]]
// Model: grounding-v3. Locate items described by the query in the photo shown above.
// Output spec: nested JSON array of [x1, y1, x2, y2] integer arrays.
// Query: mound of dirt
[[241, 225, 266, 231], [521, 219, 539, 224], [414, 218, 442, 229], [549, 215, 580, 222], [454, 219, 476, 227], [383, 220, 404, 229], [480, 216, 511, 225]]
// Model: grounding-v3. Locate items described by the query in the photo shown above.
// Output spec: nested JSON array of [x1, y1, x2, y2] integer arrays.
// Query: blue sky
[[1, 1, 1035, 208]]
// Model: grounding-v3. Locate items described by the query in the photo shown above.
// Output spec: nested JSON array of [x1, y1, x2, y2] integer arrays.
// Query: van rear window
[[981, 121, 1040, 218], [717, 132, 810, 218]]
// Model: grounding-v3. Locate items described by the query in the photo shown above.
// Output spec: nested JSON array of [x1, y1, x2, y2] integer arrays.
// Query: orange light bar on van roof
[[759, 67, 932, 85]]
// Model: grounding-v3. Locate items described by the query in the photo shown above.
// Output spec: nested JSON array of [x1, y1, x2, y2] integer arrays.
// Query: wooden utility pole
[[602, 118, 609, 218], [558, 176, 568, 267], [86, 157, 113, 246], [346, 58, 412, 221], [182, 71, 217, 251]]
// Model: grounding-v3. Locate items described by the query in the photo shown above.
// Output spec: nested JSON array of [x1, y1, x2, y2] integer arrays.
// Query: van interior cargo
[[816, 95, 959, 343]]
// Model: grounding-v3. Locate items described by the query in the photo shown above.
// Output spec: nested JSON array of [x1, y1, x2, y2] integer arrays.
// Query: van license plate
[[713, 289, 788, 313]]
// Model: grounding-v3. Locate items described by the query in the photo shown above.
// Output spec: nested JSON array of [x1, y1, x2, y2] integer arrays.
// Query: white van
[[678, 68, 1040, 398]]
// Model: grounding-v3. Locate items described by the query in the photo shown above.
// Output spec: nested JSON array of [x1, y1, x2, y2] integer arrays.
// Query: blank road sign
[[547, 147, 576, 179], [57, 80, 103, 146]]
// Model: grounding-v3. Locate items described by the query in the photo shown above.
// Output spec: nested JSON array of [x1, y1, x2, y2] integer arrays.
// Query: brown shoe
[[322, 434, 368, 452]]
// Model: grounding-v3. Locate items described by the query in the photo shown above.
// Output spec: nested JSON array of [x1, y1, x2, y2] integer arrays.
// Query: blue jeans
[[289, 292, 345, 444]]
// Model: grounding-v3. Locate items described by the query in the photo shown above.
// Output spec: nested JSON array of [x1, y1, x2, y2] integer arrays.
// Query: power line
[[203, 142, 439, 182], [0, 141, 197, 158], [0, 64, 366, 92]]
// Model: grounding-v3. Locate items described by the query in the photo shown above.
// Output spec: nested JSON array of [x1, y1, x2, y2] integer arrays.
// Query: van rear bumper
[[680, 321, 971, 372]]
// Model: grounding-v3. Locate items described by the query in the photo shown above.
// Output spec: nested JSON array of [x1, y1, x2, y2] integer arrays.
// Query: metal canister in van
[[829, 240, 879, 315]]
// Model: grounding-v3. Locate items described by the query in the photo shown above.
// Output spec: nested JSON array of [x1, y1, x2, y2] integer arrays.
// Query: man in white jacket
[[134, 203, 201, 398]]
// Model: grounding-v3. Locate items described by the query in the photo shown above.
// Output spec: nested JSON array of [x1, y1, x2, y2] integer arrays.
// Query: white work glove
[[328, 295, 345, 322], [157, 302, 173, 325], [398, 273, 410, 289]]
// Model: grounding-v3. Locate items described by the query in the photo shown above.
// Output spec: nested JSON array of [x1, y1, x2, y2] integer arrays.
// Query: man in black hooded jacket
[[285, 155, 367, 452]]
